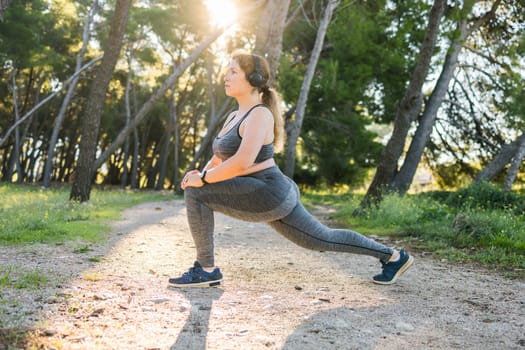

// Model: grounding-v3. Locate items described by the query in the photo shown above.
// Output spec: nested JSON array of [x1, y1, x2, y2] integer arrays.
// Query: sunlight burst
[[205, 0, 238, 28]]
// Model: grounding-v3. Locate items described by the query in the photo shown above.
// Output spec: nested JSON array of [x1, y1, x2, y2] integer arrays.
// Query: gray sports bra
[[212, 104, 274, 163]]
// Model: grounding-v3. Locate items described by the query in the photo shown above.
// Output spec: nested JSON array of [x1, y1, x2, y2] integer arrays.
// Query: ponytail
[[260, 87, 285, 153]]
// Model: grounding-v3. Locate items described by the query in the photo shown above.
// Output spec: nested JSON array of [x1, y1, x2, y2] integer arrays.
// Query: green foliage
[[349, 193, 453, 237], [445, 182, 524, 214], [451, 210, 524, 252], [280, 0, 432, 186], [0, 265, 49, 289], [0, 184, 171, 245]]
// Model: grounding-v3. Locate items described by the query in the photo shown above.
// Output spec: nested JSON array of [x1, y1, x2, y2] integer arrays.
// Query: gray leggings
[[184, 166, 393, 266]]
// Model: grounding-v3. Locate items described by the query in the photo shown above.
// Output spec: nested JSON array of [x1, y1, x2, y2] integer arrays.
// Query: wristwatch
[[200, 170, 209, 185]]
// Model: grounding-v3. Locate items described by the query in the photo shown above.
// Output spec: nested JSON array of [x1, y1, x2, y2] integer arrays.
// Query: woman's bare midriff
[[238, 158, 276, 176]]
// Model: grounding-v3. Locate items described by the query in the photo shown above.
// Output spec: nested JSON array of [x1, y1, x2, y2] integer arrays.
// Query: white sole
[[168, 279, 223, 288], [373, 255, 414, 285]]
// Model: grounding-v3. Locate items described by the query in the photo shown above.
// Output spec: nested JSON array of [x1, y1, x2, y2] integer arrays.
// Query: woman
[[169, 50, 413, 287]]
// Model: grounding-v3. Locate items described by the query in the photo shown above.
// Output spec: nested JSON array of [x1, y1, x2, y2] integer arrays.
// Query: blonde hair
[[231, 50, 286, 152]]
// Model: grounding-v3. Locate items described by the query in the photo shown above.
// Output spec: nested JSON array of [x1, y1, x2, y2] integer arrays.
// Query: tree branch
[[0, 56, 103, 148]]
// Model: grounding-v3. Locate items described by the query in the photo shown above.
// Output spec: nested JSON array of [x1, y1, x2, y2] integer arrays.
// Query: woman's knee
[[184, 187, 202, 204]]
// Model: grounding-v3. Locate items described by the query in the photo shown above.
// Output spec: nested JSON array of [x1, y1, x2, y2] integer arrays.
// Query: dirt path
[[1, 199, 524, 349]]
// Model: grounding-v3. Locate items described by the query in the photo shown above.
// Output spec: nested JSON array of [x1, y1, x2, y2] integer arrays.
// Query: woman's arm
[[181, 107, 273, 189], [203, 155, 222, 171]]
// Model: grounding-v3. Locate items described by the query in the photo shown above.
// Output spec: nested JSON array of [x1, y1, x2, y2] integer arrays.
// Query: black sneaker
[[373, 249, 414, 285], [168, 261, 223, 288]]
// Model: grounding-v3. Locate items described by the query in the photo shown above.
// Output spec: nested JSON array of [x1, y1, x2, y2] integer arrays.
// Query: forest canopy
[[0, 0, 523, 200]]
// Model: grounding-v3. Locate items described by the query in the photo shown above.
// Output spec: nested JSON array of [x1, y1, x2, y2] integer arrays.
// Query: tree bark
[[362, 0, 446, 206], [21, 72, 45, 182], [8, 69, 21, 182], [93, 27, 225, 171], [42, 0, 98, 188], [130, 127, 140, 189], [121, 50, 133, 188], [70, 0, 131, 202], [390, 23, 467, 194], [390, 0, 502, 195], [254, 0, 292, 84], [155, 125, 171, 191], [475, 132, 524, 182], [284, 0, 340, 178], [502, 132, 525, 191], [170, 91, 181, 193]]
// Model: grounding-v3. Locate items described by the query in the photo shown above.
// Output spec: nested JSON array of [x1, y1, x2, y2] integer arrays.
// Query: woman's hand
[[181, 170, 204, 190]]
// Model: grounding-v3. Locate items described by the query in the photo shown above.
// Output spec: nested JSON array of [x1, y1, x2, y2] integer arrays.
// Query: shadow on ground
[[170, 288, 224, 350]]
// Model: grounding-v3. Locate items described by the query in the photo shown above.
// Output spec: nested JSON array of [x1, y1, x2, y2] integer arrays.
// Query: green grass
[[0, 265, 49, 290], [1, 183, 523, 276], [302, 187, 525, 275], [0, 184, 173, 245]]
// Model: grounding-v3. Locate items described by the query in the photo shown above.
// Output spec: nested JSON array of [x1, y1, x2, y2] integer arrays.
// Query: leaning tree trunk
[[43, 0, 98, 188], [93, 27, 225, 171], [390, 23, 467, 194], [390, 0, 502, 195], [284, 0, 340, 178], [475, 132, 525, 182], [362, 0, 446, 207], [502, 132, 525, 191], [254, 0, 292, 85], [70, 0, 131, 202]]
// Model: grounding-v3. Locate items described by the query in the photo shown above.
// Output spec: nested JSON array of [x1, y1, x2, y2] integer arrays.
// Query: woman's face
[[224, 59, 252, 97]]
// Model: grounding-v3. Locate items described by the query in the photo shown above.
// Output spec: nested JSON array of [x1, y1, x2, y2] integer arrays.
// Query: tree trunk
[[502, 132, 525, 191], [171, 91, 181, 193], [390, 0, 502, 195], [93, 27, 225, 170], [284, 0, 340, 178], [254, 0, 292, 84], [362, 0, 446, 206], [130, 127, 140, 189], [155, 126, 171, 191], [70, 0, 131, 202], [121, 50, 133, 188], [390, 23, 467, 194], [43, 0, 98, 188], [475, 132, 524, 182], [57, 136, 76, 182], [21, 71, 45, 182], [7, 69, 22, 182]]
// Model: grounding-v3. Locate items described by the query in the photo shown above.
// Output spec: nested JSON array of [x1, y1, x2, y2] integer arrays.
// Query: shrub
[[452, 210, 525, 254], [446, 182, 524, 214]]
